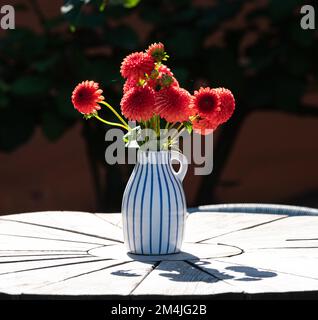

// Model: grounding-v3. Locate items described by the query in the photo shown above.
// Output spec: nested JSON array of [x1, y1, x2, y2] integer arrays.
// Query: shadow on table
[[156, 261, 277, 283], [110, 250, 277, 283]]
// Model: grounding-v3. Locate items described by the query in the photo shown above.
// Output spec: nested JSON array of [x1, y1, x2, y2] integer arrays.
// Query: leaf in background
[[123, 0, 141, 9], [0, 80, 10, 92], [166, 29, 197, 59], [32, 55, 59, 73], [207, 48, 243, 93], [0, 94, 9, 109], [79, 59, 119, 84], [0, 109, 36, 152], [11, 76, 50, 96], [56, 89, 79, 120], [2, 30, 47, 61], [290, 24, 315, 47], [106, 26, 139, 50], [173, 67, 189, 87], [197, 0, 243, 28], [61, 0, 91, 14], [42, 111, 72, 141], [268, 0, 303, 21], [107, 0, 140, 8], [77, 12, 105, 28]]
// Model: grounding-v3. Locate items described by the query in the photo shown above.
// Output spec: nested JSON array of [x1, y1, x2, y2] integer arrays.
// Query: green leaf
[[77, 12, 105, 28], [173, 68, 189, 87], [166, 29, 197, 59], [33, 55, 59, 72], [123, 0, 141, 8], [290, 24, 315, 47], [56, 91, 79, 120], [42, 111, 70, 141], [106, 26, 139, 50], [268, 0, 303, 21], [207, 48, 243, 92], [0, 109, 36, 152], [11, 76, 50, 96], [198, 1, 243, 28], [0, 80, 10, 92], [0, 92, 9, 109], [183, 121, 193, 134]]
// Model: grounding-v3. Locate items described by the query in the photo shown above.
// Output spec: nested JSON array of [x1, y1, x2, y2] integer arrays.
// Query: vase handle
[[170, 151, 188, 182]]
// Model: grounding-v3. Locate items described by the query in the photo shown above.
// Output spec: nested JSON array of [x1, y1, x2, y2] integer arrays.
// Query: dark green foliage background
[[0, 0, 317, 209]]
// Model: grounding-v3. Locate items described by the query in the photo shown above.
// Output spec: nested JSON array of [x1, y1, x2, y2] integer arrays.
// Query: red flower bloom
[[214, 87, 235, 123], [123, 77, 138, 94], [155, 86, 191, 123], [192, 118, 218, 135], [120, 52, 155, 79], [191, 87, 236, 135], [158, 64, 173, 77], [121, 86, 155, 121], [158, 65, 179, 88], [190, 87, 221, 122], [146, 42, 166, 62], [71, 80, 104, 115], [147, 64, 179, 90]]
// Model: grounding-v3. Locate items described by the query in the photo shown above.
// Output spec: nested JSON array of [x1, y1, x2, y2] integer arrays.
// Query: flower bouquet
[[71, 43, 235, 255]]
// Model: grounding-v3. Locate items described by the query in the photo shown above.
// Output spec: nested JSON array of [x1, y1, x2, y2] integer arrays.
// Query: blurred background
[[0, 0, 317, 215]]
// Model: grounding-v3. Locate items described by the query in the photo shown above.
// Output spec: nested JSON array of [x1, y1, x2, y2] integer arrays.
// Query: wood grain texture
[[0, 210, 317, 298]]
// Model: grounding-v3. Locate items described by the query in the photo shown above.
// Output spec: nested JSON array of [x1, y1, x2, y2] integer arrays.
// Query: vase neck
[[137, 151, 171, 165]]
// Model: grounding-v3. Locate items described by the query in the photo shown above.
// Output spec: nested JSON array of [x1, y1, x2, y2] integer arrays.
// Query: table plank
[[132, 260, 241, 296], [192, 259, 318, 294], [1, 212, 124, 244], [184, 212, 286, 243], [32, 261, 156, 296], [95, 213, 123, 229], [0, 219, 113, 247], [0, 234, 95, 252], [204, 216, 318, 250], [214, 248, 318, 280], [0, 258, 131, 295]]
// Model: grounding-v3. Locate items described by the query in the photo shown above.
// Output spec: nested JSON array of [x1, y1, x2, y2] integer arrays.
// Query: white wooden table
[[0, 208, 318, 299]]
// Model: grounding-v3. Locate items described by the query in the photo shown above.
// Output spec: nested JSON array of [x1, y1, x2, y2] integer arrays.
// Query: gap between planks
[[196, 215, 289, 244]]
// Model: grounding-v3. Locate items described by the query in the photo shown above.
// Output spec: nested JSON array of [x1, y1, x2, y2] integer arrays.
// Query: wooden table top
[[0, 209, 318, 299]]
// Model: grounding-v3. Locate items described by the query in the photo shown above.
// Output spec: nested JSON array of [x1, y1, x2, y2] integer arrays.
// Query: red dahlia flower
[[214, 87, 235, 123], [123, 77, 138, 94], [190, 87, 221, 122], [191, 87, 236, 135], [71, 80, 104, 115], [121, 86, 155, 121], [147, 64, 179, 91], [192, 118, 219, 135], [155, 86, 191, 123], [120, 52, 155, 79], [146, 42, 166, 62]]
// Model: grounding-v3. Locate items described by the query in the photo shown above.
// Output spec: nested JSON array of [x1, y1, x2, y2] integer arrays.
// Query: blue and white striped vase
[[122, 150, 188, 255]]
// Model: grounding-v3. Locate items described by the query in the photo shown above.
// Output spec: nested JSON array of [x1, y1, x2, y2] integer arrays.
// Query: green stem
[[176, 122, 184, 132], [168, 122, 177, 130], [157, 115, 160, 138], [99, 101, 130, 130], [171, 127, 186, 144], [94, 114, 128, 130]]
